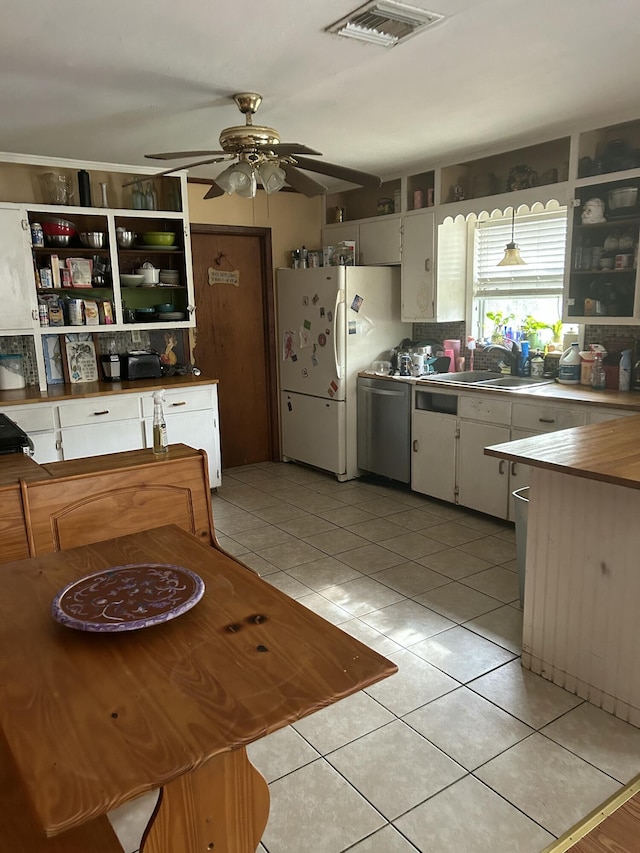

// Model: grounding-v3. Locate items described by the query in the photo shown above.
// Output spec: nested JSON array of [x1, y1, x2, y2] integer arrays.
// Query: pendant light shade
[[258, 161, 287, 195], [497, 209, 526, 266]]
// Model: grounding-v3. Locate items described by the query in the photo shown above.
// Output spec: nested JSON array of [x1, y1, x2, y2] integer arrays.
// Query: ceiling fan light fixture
[[236, 169, 257, 199], [258, 161, 287, 194], [215, 164, 241, 195]]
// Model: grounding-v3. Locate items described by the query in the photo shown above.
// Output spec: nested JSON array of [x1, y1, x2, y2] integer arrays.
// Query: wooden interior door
[[190, 225, 278, 469]]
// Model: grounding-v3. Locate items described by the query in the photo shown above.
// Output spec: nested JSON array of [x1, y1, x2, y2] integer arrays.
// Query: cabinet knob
[[424, 258, 431, 272], [413, 439, 419, 452], [539, 417, 555, 423], [498, 459, 505, 475]]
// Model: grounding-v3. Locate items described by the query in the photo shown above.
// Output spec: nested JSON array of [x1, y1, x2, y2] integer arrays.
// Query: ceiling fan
[[132, 93, 382, 199]]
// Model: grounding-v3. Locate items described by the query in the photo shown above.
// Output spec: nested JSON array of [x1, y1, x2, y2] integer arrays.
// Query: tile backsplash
[[0, 336, 38, 386]]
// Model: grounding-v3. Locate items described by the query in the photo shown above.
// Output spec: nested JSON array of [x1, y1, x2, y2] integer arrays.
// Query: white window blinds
[[474, 208, 568, 296]]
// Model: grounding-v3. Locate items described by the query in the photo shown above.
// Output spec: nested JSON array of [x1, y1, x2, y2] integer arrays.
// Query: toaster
[[122, 352, 162, 380]]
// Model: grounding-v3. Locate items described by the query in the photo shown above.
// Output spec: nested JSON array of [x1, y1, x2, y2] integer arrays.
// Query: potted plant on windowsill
[[520, 315, 548, 351], [486, 310, 515, 344]]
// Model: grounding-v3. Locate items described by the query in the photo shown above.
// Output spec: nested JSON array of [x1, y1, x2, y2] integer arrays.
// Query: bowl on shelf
[[608, 186, 638, 210], [42, 218, 76, 237], [154, 303, 175, 313], [134, 307, 158, 322], [116, 229, 136, 248], [79, 232, 105, 249], [599, 257, 615, 270], [141, 232, 176, 247], [120, 273, 144, 287], [45, 234, 72, 247]]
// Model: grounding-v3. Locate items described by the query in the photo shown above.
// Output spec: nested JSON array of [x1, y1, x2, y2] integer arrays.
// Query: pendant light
[[497, 208, 526, 266]]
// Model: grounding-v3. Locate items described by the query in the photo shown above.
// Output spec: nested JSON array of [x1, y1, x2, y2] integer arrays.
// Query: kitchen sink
[[480, 375, 554, 388], [418, 370, 498, 384], [418, 371, 553, 390]]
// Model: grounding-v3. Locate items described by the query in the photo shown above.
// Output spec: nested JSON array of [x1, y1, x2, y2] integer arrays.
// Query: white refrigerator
[[276, 266, 411, 480]]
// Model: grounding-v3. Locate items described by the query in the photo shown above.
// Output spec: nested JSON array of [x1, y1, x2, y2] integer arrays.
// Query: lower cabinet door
[[411, 410, 457, 501], [144, 409, 221, 487], [457, 421, 510, 518], [61, 420, 145, 460]]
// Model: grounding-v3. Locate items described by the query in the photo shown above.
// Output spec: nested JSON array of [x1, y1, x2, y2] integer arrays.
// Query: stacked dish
[[159, 269, 180, 286]]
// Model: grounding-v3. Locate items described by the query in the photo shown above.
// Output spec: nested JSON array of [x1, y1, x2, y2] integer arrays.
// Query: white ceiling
[[2, 0, 640, 191]]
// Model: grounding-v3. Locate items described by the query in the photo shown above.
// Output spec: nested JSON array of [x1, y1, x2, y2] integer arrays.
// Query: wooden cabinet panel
[[0, 487, 30, 562], [25, 447, 214, 555]]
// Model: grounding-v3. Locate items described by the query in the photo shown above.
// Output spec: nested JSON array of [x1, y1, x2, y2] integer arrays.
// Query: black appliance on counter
[[0, 413, 32, 455], [121, 352, 162, 381]]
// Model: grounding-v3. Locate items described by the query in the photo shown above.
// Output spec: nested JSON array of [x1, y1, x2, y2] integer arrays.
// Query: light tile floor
[[108, 461, 640, 853]]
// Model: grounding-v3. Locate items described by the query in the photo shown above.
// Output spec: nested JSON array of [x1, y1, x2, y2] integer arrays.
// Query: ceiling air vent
[[326, 1, 444, 48]]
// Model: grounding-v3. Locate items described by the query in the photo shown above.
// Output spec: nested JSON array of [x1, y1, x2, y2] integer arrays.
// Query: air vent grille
[[326, 1, 444, 47]]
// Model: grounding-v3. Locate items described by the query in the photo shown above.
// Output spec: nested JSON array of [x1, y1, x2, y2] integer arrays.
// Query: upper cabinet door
[[0, 207, 38, 331], [359, 216, 401, 265], [401, 209, 435, 321]]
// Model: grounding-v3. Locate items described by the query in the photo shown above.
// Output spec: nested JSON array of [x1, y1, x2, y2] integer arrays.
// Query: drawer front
[[512, 402, 586, 432], [458, 395, 511, 425], [7, 405, 55, 433], [587, 408, 639, 424], [58, 396, 141, 428], [141, 386, 214, 418]]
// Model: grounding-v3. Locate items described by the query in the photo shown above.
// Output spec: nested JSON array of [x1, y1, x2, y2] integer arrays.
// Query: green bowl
[[154, 303, 175, 313], [142, 232, 176, 246]]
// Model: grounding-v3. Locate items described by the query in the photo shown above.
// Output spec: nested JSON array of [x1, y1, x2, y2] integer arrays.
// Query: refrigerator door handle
[[334, 290, 345, 380]]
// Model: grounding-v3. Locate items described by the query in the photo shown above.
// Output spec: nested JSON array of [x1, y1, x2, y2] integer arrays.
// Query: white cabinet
[[322, 218, 401, 266], [400, 210, 435, 322], [411, 409, 457, 502], [61, 419, 145, 460], [359, 217, 401, 265], [400, 211, 466, 323], [458, 420, 511, 517], [8, 403, 60, 463], [0, 207, 38, 332], [142, 385, 221, 486]]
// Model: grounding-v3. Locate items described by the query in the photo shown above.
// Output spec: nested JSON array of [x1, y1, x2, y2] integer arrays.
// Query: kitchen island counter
[[486, 417, 640, 727]]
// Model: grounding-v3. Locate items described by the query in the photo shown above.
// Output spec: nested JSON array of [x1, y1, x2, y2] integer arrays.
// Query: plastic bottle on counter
[[519, 341, 531, 376], [619, 349, 632, 391], [152, 390, 169, 456], [590, 351, 606, 390], [558, 342, 581, 384]]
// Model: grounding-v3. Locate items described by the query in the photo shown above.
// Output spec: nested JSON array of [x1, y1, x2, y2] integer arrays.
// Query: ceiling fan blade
[[145, 150, 227, 161], [203, 183, 225, 200], [122, 157, 231, 188], [293, 156, 382, 189], [282, 165, 327, 197], [256, 143, 322, 156]]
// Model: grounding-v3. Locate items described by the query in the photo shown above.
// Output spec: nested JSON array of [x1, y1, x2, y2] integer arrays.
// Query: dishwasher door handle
[[363, 387, 407, 398]]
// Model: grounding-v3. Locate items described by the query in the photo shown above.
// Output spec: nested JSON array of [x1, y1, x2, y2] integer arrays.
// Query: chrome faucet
[[483, 342, 521, 375]]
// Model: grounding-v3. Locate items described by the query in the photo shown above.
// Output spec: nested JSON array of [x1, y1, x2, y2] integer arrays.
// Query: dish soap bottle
[[558, 342, 581, 384], [619, 349, 632, 391], [152, 390, 168, 456]]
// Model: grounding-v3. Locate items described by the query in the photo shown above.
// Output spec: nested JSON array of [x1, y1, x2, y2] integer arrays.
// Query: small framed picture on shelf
[[64, 335, 98, 383], [66, 258, 93, 288], [42, 335, 64, 385]]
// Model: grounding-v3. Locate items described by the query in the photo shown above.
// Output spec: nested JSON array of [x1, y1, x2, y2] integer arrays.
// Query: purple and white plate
[[51, 563, 205, 632]]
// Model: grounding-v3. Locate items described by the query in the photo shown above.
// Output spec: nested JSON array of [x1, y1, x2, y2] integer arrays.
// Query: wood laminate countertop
[[0, 374, 218, 407], [485, 414, 640, 490], [359, 371, 640, 412]]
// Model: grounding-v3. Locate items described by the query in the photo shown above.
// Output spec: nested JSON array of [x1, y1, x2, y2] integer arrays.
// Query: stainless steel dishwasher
[[357, 376, 411, 483]]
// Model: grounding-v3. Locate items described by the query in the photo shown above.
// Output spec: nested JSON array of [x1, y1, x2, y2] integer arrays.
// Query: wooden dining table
[[0, 524, 397, 853]]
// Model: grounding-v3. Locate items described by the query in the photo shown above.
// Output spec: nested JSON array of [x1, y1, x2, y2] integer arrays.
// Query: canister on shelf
[[30, 222, 44, 247]]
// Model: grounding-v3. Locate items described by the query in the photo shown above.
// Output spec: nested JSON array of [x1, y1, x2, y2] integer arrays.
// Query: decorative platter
[[51, 563, 204, 632]]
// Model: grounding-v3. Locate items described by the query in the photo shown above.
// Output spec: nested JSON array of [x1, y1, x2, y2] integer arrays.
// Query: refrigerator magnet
[[325, 328, 331, 335], [330, 380, 338, 392], [303, 319, 311, 330], [327, 310, 333, 322], [318, 333, 327, 347], [311, 354, 318, 367], [302, 368, 309, 378], [328, 387, 334, 397], [299, 327, 310, 348], [351, 294, 363, 312], [302, 296, 309, 306], [312, 294, 319, 305], [283, 330, 295, 361], [320, 307, 325, 317], [348, 321, 357, 334]]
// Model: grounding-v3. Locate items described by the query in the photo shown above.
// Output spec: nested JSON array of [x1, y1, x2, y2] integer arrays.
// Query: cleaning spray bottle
[[152, 390, 168, 456]]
